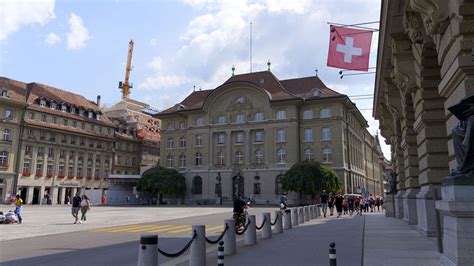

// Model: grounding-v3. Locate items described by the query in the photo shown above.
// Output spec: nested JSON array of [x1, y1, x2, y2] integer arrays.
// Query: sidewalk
[[202, 212, 442, 266]]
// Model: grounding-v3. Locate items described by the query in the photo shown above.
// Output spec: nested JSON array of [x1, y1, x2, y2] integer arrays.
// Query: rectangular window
[[217, 134, 225, 145], [179, 154, 186, 168], [276, 129, 285, 142], [23, 162, 31, 175], [217, 116, 226, 124], [303, 110, 313, 119], [63, 119, 68, 126], [322, 128, 331, 141], [4, 110, 13, 120], [41, 114, 47, 122], [52, 117, 57, 124], [3, 128, 11, 141], [195, 117, 204, 126], [180, 138, 186, 148], [46, 165, 53, 176], [48, 148, 54, 157], [254, 183, 261, 194], [235, 132, 244, 144], [167, 138, 174, 149], [68, 167, 73, 177], [166, 155, 173, 167], [29, 112, 35, 120], [320, 108, 331, 118], [255, 131, 263, 142], [77, 167, 82, 177], [25, 145, 32, 155], [35, 163, 43, 176], [195, 135, 202, 146], [87, 168, 92, 178], [323, 148, 332, 163], [195, 153, 202, 166], [304, 128, 313, 141], [37, 147, 44, 156]]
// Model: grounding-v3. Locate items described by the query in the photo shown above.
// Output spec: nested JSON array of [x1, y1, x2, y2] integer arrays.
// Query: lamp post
[[216, 172, 222, 205]]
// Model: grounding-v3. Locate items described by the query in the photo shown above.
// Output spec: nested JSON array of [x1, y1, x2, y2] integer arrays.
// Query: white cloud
[[264, 0, 311, 14], [66, 13, 90, 50], [44, 32, 61, 45], [0, 0, 55, 41], [150, 38, 158, 46]]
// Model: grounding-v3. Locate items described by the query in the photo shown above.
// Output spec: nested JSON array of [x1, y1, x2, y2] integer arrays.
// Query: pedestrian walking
[[348, 196, 354, 216], [14, 195, 23, 224], [342, 198, 348, 215], [320, 190, 329, 218], [335, 192, 344, 218], [328, 192, 335, 216], [375, 196, 381, 212], [71, 192, 82, 224], [80, 195, 91, 223]]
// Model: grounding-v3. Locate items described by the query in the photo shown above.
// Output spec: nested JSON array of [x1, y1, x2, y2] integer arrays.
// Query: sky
[[0, 0, 390, 159]]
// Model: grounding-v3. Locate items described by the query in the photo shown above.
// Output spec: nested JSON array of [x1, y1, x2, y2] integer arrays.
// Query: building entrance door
[[32, 187, 40, 204], [232, 175, 244, 199]]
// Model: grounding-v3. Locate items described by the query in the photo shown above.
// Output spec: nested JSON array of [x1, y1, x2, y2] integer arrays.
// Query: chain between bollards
[[206, 224, 229, 244], [217, 241, 224, 266], [329, 242, 337, 266], [235, 218, 251, 235], [270, 212, 280, 226], [158, 230, 197, 257], [255, 216, 267, 230]]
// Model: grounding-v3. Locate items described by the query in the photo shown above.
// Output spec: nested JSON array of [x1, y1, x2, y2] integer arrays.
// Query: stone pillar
[[26, 186, 34, 205], [244, 129, 250, 166], [225, 130, 231, 166], [50, 187, 58, 205], [39, 186, 46, 205], [72, 188, 77, 197], [58, 187, 65, 204]]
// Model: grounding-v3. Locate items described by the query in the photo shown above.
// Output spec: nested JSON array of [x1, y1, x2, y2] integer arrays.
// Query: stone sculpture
[[448, 95, 474, 174]]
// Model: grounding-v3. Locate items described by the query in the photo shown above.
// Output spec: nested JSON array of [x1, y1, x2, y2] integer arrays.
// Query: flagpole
[[327, 21, 379, 31]]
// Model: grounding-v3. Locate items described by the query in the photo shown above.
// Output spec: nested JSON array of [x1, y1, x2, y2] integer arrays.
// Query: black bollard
[[218, 241, 224, 266], [329, 242, 337, 266]]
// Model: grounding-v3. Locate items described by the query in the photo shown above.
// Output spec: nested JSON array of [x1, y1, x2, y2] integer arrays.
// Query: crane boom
[[119, 39, 134, 99]]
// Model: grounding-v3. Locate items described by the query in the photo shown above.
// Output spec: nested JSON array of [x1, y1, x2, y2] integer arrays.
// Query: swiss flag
[[327, 25, 373, 71]]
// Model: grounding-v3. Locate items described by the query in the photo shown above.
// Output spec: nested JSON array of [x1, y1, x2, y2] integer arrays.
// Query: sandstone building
[[155, 70, 385, 204], [374, 0, 474, 264]]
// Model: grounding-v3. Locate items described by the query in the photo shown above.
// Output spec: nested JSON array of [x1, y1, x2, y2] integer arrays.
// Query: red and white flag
[[327, 25, 373, 71]]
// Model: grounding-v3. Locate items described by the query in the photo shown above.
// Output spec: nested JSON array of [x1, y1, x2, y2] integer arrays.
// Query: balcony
[[67, 175, 74, 179], [47, 156, 54, 161], [76, 176, 83, 179], [46, 173, 53, 178], [22, 171, 31, 177], [35, 172, 43, 177], [57, 174, 65, 179]]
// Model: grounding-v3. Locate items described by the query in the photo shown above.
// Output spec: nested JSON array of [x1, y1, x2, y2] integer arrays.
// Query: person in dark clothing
[[71, 192, 82, 224], [233, 194, 248, 230], [328, 192, 335, 216], [334, 192, 344, 218], [320, 190, 329, 218], [348, 196, 355, 216]]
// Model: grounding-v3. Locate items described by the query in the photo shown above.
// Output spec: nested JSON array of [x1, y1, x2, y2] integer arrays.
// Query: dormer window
[[50, 102, 56, 109], [313, 89, 321, 97], [40, 99, 46, 107], [61, 105, 67, 112], [96, 113, 101, 121], [70, 107, 76, 114], [79, 109, 84, 116], [88, 111, 93, 119], [1, 90, 7, 97]]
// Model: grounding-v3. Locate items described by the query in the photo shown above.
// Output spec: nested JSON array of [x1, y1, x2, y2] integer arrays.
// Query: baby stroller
[[4, 211, 18, 224]]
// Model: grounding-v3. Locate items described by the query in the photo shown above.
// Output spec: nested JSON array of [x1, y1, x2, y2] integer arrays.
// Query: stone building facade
[[156, 71, 385, 204], [0, 80, 26, 204], [374, 0, 474, 264], [0, 77, 116, 205]]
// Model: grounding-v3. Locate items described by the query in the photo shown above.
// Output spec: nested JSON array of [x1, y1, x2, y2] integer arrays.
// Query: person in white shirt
[[80, 195, 91, 223]]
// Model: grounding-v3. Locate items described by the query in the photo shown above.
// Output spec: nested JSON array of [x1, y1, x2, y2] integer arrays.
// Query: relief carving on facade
[[409, 0, 450, 35], [403, 6, 424, 44]]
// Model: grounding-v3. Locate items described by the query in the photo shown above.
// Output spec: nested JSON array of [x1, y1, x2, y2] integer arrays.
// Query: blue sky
[[0, 0, 388, 158]]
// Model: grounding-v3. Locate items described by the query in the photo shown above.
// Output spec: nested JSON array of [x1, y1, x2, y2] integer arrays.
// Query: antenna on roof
[[193, 85, 196, 92], [315, 68, 318, 77], [267, 60, 271, 71], [249, 22, 253, 73], [232, 65, 235, 76]]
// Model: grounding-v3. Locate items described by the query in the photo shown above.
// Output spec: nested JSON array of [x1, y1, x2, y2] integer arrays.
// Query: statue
[[448, 95, 474, 174]]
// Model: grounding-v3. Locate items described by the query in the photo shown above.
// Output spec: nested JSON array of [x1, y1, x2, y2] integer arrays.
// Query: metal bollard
[[291, 208, 299, 226], [217, 241, 224, 266], [284, 209, 292, 230], [273, 210, 283, 234], [329, 242, 337, 266], [262, 213, 272, 239], [304, 206, 310, 222], [138, 235, 158, 266], [309, 205, 314, 219], [190, 225, 206, 266], [223, 219, 236, 255], [298, 207, 304, 224], [245, 215, 257, 245]]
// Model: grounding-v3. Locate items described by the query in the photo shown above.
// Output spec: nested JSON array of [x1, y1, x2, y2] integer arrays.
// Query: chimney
[[96, 95, 101, 106]]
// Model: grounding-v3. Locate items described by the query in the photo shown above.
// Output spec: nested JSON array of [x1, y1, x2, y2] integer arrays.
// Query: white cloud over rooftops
[[66, 13, 90, 50], [45, 32, 61, 45]]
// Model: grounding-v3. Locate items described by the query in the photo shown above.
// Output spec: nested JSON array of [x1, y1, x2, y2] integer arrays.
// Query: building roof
[[0, 76, 114, 126], [157, 71, 344, 115]]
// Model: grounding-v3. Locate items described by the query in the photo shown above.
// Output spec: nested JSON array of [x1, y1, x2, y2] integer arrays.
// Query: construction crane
[[119, 39, 134, 99]]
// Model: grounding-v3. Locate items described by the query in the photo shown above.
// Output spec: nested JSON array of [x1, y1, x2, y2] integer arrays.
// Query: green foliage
[[137, 166, 186, 196], [281, 161, 342, 195]]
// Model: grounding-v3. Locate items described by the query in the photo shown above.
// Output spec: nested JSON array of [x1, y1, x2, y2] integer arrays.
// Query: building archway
[[232, 174, 244, 199]]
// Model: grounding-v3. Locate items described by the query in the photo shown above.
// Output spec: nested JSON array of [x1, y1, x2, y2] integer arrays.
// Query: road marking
[[91, 224, 224, 234], [160, 225, 192, 233], [205, 225, 224, 232], [93, 224, 149, 232], [122, 225, 166, 233]]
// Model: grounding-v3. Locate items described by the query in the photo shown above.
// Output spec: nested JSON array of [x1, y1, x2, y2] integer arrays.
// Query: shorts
[[71, 207, 80, 214], [321, 203, 328, 209]]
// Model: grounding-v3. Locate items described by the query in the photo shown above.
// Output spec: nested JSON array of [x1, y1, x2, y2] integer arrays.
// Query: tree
[[281, 161, 342, 200], [137, 166, 186, 204]]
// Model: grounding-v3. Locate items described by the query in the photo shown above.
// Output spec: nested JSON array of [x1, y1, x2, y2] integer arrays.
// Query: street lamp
[[216, 172, 222, 205]]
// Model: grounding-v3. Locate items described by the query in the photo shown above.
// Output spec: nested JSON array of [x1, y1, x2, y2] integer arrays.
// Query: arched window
[[320, 108, 331, 118], [303, 110, 313, 119], [275, 174, 283, 194], [192, 176, 202, 194], [276, 110, 286, 120], [0, 151, 8, 166], [276, 149, 286, 164]]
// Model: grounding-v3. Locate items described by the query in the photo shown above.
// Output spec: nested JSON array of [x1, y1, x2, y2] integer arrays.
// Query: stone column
[[226, 130, 231, 166], [58, 187, 65, 204], [244, 130, 250, 166], [39, 185, 46, 205], [50, 186, 58, 205], [26, 186, 34, 204]]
